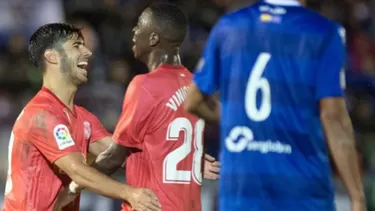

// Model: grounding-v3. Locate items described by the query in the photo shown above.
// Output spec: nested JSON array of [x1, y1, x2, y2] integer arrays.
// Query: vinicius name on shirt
[[225, 53, 292, 155]]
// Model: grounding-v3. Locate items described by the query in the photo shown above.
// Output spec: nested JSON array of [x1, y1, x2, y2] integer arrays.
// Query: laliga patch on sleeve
[[53, 124, 75, 150]]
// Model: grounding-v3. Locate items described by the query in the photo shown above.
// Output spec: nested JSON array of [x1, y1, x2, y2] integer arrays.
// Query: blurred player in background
[[2, 23, 160, 211], [185, 0, 366, 211], [68, 3, 220, 211]]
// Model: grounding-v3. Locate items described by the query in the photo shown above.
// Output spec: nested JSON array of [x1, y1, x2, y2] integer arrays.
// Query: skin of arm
[[91, 141, 129, 175], [69, 138, 128, 193], [54, 152, 133, 201], [86, 136, 112, 164], [185, 83, 220, 124], [320, 98, 365, 203]]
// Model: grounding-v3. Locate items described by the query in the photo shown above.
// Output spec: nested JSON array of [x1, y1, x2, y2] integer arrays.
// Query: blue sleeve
[[193, 19, 225, 95], [315, 24, 346, 100]]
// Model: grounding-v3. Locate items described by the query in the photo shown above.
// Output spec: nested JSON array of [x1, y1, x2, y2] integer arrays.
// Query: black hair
[[147, 3, 188, 46], [28, 23, 83, 70]]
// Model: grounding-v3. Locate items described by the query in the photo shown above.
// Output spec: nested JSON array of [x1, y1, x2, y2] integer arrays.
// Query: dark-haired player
[[2, 23, 160, 211], [185, 0, 365, 211], [70, 3, 218, 211]]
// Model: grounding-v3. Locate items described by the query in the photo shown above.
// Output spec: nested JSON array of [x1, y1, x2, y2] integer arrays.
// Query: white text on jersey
[[166, 86, 189, 111]]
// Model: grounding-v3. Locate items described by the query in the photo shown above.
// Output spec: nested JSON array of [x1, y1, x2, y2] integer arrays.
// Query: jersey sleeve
[[193, 18, 227, 95], [28, 110, 80, 163], [113, 76, 155, 149], [315, 24, 346, 100], [83, 110, 111, 143]]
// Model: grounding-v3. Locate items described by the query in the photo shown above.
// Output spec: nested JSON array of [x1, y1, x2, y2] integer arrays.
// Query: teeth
[[78, 61, 88, 66]]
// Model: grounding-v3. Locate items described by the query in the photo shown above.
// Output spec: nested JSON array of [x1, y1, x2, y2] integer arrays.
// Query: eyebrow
[[73, 40, 85, 45]]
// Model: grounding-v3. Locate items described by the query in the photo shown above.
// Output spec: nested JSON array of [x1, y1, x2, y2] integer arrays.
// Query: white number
[[5, 110, 24, 195], [245, 52, 271, 121], [163, 118, 204, 185]]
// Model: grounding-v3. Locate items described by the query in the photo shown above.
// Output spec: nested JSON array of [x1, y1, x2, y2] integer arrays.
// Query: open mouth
[[77, 61, 88, 76]]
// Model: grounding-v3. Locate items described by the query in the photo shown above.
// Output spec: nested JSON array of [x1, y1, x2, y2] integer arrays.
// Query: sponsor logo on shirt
[[259, 13, 282, 23], [225, 126, 292, 154], [53, 124, 75, 150]]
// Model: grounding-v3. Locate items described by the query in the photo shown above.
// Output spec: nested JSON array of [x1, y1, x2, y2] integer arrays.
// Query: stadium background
[[0, 0, 373, 210]]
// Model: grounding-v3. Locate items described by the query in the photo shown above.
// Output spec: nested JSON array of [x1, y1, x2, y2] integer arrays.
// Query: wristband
[[69, 182, 80, 194]]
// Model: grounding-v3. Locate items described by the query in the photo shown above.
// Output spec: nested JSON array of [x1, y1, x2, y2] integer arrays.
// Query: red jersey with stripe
[[113, 65, 204, 211], [2, 87, 110, 211]]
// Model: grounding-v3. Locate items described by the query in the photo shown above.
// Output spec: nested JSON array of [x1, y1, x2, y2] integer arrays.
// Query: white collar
[[264, 0, 301, 6]]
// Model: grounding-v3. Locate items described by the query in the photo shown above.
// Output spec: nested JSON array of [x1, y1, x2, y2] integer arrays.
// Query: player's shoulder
[[75, 105, 92, 116], [25, 95, 62, 118], [128, 73, 150, 91], [292, 6, 343, 35]]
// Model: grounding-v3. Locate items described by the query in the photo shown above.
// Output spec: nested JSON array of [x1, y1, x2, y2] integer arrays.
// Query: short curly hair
[[147, 3, 188, 45]]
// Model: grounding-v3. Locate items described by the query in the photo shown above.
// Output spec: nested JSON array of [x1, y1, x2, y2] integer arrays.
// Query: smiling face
[[58, 34, 92, 85]]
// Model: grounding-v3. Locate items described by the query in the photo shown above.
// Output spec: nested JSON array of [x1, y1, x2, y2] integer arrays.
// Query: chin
[[76, 75, 88, 86]]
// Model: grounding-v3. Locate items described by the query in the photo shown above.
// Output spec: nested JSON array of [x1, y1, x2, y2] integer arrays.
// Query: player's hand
[[128, 187, 161, 211], [352, 199, 367, 211], [204, 154, 220, 180], [53, 187, 79, 211]]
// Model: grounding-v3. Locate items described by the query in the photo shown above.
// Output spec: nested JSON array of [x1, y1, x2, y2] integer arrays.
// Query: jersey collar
[[41, 87, 77, 117], [264, 0, 301, 6]]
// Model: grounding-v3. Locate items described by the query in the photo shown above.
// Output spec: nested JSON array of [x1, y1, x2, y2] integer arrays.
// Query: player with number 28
[[67, 3, 220, 211]]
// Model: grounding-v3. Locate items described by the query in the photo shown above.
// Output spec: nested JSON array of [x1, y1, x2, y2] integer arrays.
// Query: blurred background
[[0, 0, 374, 210]]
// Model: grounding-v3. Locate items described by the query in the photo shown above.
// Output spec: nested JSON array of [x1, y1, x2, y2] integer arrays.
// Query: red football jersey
[[2, 87, 110, 211], [113, 65, 204, 211]]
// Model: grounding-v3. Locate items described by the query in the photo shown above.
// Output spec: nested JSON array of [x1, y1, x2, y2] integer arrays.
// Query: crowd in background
[[0, 0, 375, 210]]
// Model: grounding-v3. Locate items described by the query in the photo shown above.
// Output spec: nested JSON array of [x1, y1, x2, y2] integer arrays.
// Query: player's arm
[[185, 19, 225, 123], [29, 110, 161, 211], [89, 136, 112, 157], [317, 26, 365, 204], [92, 141, 128, 175], [185, 88, 220, 124]]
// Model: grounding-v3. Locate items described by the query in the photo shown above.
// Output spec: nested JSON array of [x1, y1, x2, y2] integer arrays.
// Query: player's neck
[[146, 48, 181, 71], [42, 74, 77, 111]]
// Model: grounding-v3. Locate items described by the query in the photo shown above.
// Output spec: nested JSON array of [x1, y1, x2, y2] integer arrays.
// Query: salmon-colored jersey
[[2, 87, 110, 211], [113, 65, 204, 211]]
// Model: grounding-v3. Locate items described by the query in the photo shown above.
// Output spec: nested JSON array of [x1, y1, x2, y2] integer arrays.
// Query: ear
[[149, 32, 160, 47], [44, 49, 59, 65]]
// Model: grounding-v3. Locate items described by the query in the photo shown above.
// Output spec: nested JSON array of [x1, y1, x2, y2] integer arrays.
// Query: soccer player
[[2, 23, 160, 211], [68, 3, 219, 211], [185, 0, 366, 211]]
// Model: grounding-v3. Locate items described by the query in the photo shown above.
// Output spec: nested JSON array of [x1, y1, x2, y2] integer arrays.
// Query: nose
[[82, 46, 92, 58]]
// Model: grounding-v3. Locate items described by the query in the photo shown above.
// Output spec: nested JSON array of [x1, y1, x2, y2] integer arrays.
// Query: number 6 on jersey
[[163, 118, 204, 185], [245, 52, 271, 121]]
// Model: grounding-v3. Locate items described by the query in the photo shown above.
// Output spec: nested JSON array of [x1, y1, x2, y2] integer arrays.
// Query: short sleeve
[[83, 110, 111, 143], [315, 25, 346, 100], [113, 76, 155, 149], [193, 18, 226, 95], [28, 110, 80, 163]]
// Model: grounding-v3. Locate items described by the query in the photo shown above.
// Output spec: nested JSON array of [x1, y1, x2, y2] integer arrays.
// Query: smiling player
[[2, 23, 160, 211]]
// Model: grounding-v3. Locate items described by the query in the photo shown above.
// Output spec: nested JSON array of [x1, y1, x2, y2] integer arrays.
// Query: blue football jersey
[[193, 0, 346, 210]]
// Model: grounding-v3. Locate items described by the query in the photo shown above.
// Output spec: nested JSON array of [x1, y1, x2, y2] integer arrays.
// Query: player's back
[[216, 1, 345, 211], [123, 65, 203, 211]]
